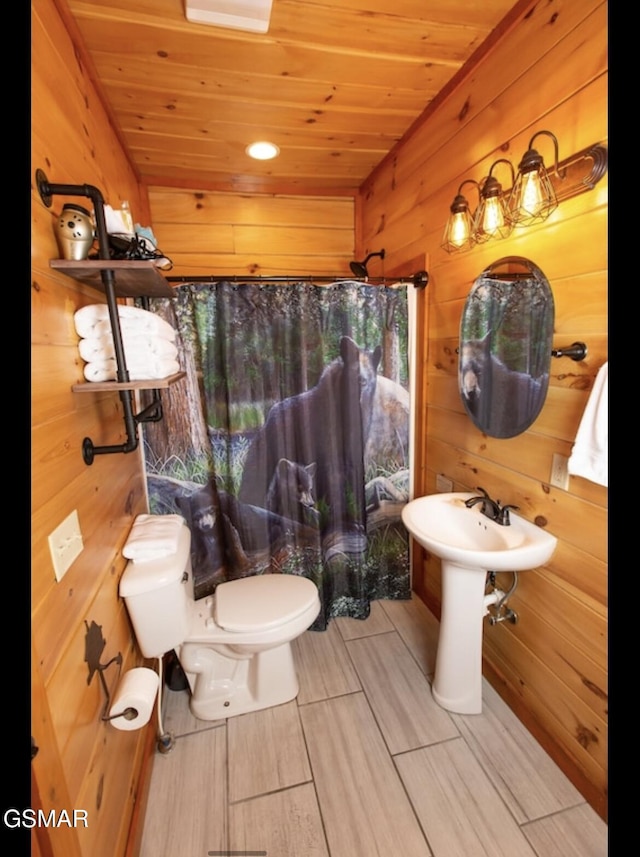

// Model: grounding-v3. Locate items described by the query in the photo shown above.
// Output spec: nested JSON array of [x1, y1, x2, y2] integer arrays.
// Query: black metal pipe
[[36, 173, 130, 381], [37, 170, 144, 462], [166, 271, 429, 288], [134, 393, 164, 424]]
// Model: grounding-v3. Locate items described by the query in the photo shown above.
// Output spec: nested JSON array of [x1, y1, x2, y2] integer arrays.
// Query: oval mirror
[[458, 256, 554, 438]]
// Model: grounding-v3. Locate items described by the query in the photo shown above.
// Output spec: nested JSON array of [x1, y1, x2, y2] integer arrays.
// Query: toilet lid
[[215, 574, 319, 632]]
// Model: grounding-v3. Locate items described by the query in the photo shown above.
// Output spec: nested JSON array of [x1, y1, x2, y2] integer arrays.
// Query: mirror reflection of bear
[[459, 333, 490, 406], [459, 333, 548, 438]]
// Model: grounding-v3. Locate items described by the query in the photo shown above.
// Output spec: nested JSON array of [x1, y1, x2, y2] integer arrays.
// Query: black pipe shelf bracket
[[36, 169, 183, 465]]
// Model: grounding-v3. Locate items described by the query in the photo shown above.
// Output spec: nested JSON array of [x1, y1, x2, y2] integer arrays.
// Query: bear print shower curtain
[[142, 280, 411, 629]]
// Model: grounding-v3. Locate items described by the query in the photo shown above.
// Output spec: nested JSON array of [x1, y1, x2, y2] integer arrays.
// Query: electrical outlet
[[48, 510, 84, 581], [436, 474, 453, 493], [550, 453, 570, 490]]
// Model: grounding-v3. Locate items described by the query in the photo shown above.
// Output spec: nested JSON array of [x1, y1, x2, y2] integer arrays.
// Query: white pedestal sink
[[402, 492, 557, 714]]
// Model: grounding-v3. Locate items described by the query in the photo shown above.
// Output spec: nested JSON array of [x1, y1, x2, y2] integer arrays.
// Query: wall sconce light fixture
[[441, 132, 607, 254], [441, 180, 480, 254], [508, 130, 560, 226], [474, 159, 515, 243]]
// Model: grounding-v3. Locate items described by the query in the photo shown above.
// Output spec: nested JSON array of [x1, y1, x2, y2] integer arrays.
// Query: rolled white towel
[[83, 360, 118, 383], [91, 316, 176, 341], [125, 340, 178, 363], [78, 334, 178, 363], [128, 358, 179, 380], [123, 514, 186, 561], [83, 357, 180, 382], [74, 304, 176, 341]]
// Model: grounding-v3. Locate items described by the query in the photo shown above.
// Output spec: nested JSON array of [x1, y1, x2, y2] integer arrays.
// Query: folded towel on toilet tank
[[123, 514, 186, 562]]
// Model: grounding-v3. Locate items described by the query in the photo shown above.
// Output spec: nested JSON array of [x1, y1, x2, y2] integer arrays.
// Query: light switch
[[48, 510, 84, 581]]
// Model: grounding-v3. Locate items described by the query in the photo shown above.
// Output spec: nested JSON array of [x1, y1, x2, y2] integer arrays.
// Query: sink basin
[[402, 492, 557, 714], [401, 492, 557, 571]]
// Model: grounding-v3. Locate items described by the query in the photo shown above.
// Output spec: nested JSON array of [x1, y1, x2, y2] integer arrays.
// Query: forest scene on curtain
[[142, 280, 411, 630]]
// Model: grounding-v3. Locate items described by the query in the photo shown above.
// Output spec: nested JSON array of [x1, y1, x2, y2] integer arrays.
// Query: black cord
[[89, 233, 174, 269]]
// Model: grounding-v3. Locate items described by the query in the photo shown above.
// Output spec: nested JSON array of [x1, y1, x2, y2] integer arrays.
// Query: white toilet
[[119, 518, 321, 720]]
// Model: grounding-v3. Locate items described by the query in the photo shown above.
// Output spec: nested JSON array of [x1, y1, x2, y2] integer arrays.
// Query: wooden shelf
[[50, 259, 175, 297], [72, 372, 186, 393], [52, 254, 186, 460]]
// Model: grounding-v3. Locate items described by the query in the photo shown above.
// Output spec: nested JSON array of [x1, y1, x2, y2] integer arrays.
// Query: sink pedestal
[[432, 561, 488, 714], [401, 492, 558, 715]]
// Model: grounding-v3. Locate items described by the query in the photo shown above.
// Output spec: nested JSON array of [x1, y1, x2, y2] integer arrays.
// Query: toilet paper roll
[[109, 667, 159, 731]]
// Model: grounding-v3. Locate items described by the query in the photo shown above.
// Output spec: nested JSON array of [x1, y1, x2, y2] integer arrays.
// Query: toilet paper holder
[[84, 619, 139, 724]]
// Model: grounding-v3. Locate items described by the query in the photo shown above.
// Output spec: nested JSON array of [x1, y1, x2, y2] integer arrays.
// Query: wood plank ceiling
[[64, 0, 520, 194]]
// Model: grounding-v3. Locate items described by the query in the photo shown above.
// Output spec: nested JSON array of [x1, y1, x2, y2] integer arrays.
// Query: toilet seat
[[183, 573, 320, 647], [215, 574, 319, 632], [120, 516, 321, 719]]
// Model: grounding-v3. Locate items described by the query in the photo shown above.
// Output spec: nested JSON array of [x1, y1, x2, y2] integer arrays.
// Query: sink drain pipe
[[484, 571, 519, 624]]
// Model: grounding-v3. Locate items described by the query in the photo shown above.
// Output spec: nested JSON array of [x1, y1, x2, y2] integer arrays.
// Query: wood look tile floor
[[139, 595, 608, 857]]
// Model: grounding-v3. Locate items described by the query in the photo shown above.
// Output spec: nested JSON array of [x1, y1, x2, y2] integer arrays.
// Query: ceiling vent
[[184, 1, 274, 34]]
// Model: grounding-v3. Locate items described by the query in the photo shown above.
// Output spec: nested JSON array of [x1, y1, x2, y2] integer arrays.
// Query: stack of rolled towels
[[74, 304, 179, 382]]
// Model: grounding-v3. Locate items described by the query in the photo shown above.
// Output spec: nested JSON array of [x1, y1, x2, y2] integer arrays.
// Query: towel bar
[[455, 341, 588, 362]]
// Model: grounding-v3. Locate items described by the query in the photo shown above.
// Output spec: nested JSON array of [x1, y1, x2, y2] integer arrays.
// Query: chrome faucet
[[465, 487, 519, 526]]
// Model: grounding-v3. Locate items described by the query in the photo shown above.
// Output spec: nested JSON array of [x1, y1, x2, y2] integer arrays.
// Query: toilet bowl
[[119, 518, 321, 720]]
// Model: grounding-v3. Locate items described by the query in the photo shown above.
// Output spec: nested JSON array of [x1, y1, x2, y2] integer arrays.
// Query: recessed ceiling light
[[246, 141, 280, 160]]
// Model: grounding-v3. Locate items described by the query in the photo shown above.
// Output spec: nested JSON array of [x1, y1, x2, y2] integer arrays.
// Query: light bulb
[[449, 212, 471, 248], [481, 197, 505, 235], [519, 170, 545, 216]]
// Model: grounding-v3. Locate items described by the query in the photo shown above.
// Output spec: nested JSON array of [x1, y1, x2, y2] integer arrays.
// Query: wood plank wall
[[147, 187, 356, 279], [31, 1, 607, 854], [357, 0, 608, 821], [31, 1, 157, 855]]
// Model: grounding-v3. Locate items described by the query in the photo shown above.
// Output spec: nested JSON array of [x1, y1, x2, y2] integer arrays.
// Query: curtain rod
[[166, 271, 429, 289]]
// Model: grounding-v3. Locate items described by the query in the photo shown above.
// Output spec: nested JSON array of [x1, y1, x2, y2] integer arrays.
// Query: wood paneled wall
[[31, 1, 606, 853], [31, 1, 155, 855], [358, 0, 607, 821], [148, 187, 356, 279]]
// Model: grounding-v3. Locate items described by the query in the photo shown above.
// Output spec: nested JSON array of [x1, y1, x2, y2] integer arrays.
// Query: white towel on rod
[[567, 361, 608, 487], [123, 514, 185, 562]]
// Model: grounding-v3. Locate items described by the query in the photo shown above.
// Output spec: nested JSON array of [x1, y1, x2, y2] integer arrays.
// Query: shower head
[[350, 249, 385, 278]]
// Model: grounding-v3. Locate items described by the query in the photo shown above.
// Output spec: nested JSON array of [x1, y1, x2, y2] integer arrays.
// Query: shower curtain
[[142, 280, 411, 630]]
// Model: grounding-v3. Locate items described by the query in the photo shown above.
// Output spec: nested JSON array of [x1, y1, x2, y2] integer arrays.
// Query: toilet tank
[[119, 521, 193, 658]]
